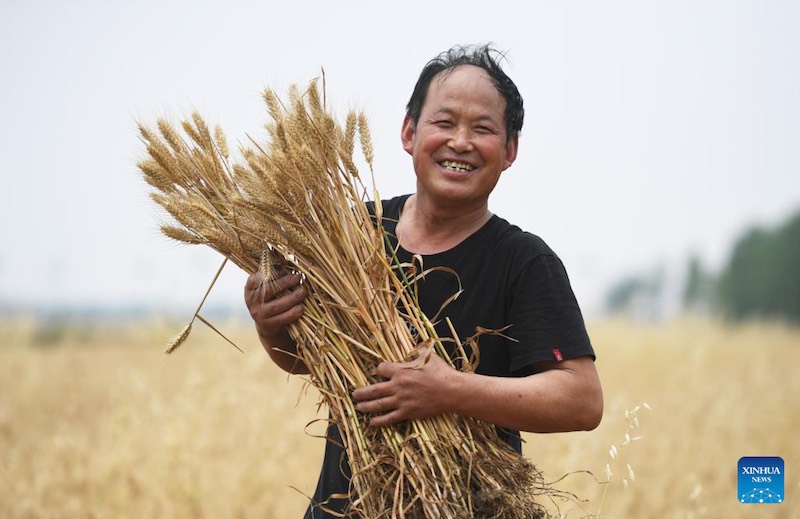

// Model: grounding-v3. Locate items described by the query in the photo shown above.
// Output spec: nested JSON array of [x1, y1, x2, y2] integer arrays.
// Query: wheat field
[[0, 317, 797, 518]]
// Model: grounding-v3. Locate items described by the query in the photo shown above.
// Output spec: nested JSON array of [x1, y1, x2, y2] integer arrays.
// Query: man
[[244, 44, 603, 518]]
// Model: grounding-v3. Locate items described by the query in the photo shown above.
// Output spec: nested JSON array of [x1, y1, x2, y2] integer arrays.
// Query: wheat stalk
[[138, 78, 559, 518]]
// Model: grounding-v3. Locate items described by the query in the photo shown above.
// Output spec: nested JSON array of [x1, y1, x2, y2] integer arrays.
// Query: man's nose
[[448, 126, 473, 152]]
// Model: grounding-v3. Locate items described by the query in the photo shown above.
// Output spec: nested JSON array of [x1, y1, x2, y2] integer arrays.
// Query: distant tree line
[[606, 208, 800, 324], [716, 210, 800, 322]]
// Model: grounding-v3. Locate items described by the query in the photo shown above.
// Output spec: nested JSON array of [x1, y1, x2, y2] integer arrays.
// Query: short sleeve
[[506, 254, 595, 373]]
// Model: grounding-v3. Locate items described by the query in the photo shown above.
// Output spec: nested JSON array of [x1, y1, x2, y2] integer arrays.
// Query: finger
[[263, 275, 304, 302], [374, 361, 402, 379], [369, 409, 404, 428], [248, 284, 306, 337], [352, 380, 390, 402], [246, 272, 303, 298], [246, 277, 306, 307], [244, 271, 262, 291], [272, 289, 307, 311], [245, 271, 283, 295], [354, 396, 396, 415], [257, 304, 305, 333]]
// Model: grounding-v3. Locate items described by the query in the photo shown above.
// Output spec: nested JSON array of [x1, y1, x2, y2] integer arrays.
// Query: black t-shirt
[[304, 194, 595, 518]]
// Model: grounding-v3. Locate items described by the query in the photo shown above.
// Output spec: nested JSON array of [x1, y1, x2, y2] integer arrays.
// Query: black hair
[[405, 44, 524, 141]]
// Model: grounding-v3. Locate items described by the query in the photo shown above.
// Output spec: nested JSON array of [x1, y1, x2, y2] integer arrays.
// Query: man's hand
[[244, 271, 309, 374], [352, 350, 460, 427], [244, 271, 306, 340]]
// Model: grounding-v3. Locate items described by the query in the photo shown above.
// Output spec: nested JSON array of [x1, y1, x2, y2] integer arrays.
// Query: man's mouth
[[440, 160, 475, 173]]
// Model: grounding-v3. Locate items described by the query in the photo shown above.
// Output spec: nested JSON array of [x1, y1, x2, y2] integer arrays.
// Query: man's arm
[[244, 271, 310, 374], [352, 353, 602, 433]]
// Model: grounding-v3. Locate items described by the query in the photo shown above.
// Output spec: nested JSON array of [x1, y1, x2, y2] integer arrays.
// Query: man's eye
[[434, 120, 453, 127]]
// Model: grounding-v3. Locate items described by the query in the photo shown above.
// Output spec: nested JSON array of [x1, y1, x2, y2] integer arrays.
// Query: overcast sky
[[1, 0, 798, 319]]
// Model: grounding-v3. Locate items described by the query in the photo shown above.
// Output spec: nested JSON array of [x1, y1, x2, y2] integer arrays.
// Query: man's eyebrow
[[427, 107, 456, 118], [427, 107, 500, 124]]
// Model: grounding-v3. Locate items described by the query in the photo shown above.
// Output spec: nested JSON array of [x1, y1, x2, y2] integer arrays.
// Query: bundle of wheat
[[138, 78, 557, 518]]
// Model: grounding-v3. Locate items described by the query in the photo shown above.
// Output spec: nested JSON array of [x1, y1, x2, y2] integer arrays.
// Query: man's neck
[[396, 194, 492, 255]]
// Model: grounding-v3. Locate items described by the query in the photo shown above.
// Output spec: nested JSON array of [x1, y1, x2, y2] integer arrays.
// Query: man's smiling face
[[402, 64, 518, 211]]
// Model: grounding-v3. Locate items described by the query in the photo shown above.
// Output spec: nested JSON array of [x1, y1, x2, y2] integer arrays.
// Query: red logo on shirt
[[552, 349, 563, 361]]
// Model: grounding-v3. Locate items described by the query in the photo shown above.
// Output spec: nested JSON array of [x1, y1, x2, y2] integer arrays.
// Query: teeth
[[441, 160, 474, 172]]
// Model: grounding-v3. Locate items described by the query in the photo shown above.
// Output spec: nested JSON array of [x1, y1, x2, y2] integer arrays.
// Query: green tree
[[717, 210, 800, 323]]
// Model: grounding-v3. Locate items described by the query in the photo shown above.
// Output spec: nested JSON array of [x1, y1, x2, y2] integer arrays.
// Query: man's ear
[[503, 133, 519, 171], [401, 115, 415, 156]]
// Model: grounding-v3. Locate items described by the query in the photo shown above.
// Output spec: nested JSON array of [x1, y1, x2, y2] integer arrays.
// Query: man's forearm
[[447, 357, 603, 433], [258, 327, 309, 374]]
